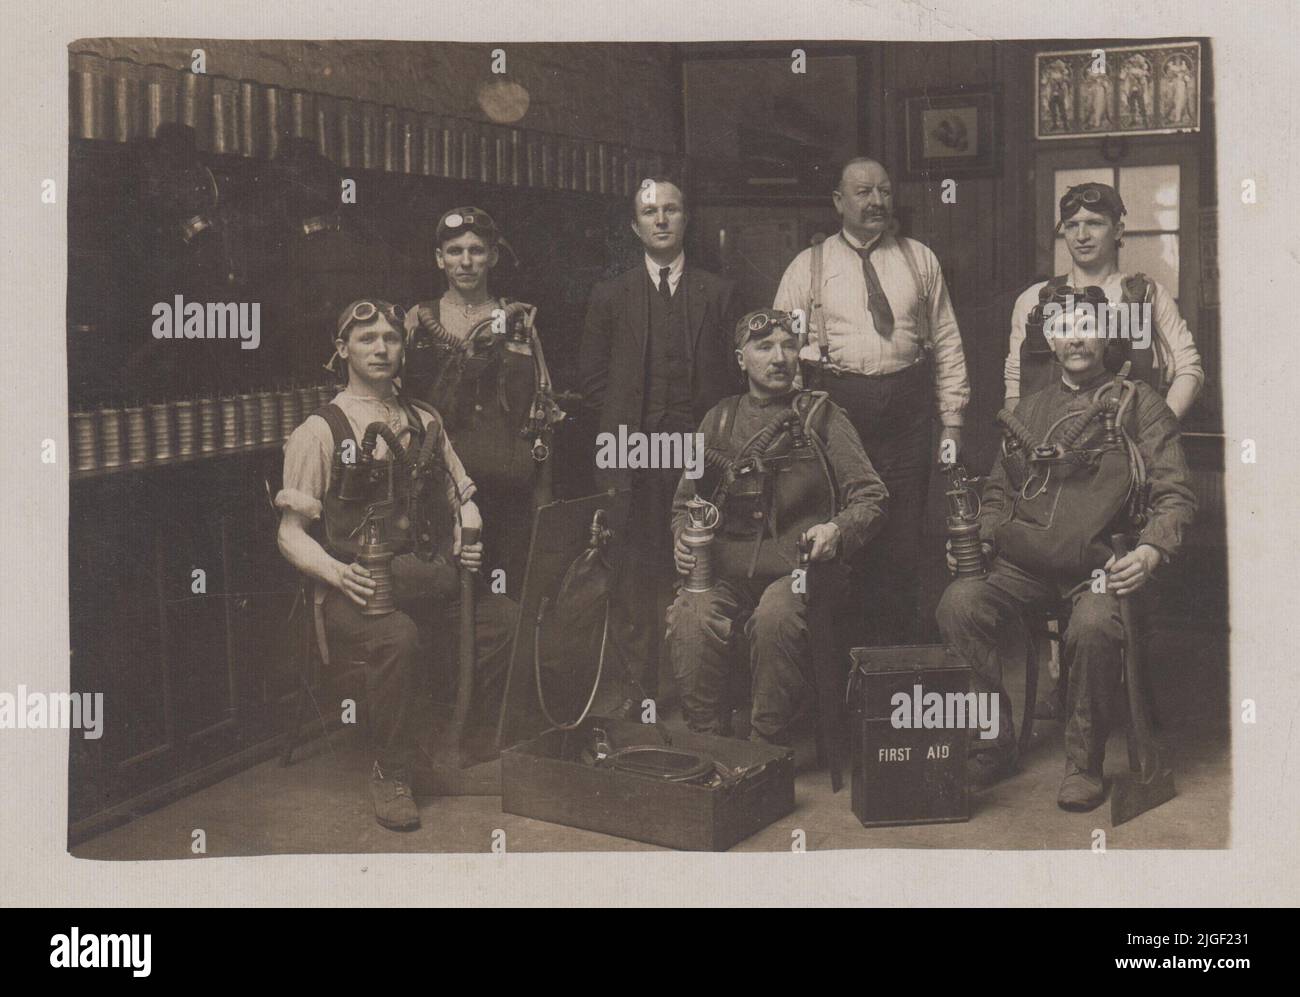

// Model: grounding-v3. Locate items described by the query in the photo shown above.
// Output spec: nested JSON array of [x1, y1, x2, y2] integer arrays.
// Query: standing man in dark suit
[[579, 176, 742, 716]]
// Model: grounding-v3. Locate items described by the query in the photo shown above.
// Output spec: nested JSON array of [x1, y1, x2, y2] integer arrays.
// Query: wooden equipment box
[[501, 717, 795, 851], [849, 645, 971, 828]]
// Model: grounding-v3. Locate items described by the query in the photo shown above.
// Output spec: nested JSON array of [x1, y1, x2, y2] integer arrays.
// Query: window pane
[[1054, 168, 1113, 210], [1120, 164, 1179, 231], [1122, 233, 1180, 296]]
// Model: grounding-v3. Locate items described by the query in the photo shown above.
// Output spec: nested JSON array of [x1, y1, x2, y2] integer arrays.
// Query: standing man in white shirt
[[774, 157, 970, 645]]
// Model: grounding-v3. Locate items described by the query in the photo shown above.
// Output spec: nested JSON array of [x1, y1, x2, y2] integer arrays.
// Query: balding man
[[774, 157, 970, 645]]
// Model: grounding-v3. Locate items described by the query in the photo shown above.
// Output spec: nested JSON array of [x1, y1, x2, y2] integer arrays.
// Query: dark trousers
[[936, 557, 1133, 773], [608, 463, 681, 702], [320, 553, 517, 770], [816, 360, 932, 646], [666, 576, 810, 742]]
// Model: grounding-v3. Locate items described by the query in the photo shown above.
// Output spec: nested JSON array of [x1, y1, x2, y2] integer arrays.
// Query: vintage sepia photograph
[[54, 34, 1232, 861]]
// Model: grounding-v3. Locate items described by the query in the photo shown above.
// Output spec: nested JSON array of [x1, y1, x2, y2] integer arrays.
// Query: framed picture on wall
[[682, 48, 864, 199], [1035, 41, 1201, 140], [893, 86, 1000, 180]]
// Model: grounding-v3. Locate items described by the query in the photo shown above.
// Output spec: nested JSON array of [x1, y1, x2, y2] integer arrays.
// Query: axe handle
[[1111, 533, 1161, 781], [804, 553, 843, 792], [446, 526, 480, 755]]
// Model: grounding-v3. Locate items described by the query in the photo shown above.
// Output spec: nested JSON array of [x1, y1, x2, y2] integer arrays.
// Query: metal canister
[[179, 70, 212, 151], [256, 391, 279, 444], [681, 496, 720, 593], [145, 63, 178, 139], [71, 412, 98, 472], [219, 396, 241, 451], [237, 392, 260, 447], [290, 89, 315, 141], [315, 92, 335, 161], [359, 101, 379, 170], [238, 79, 261, 157], [357, 517, 396, 616], [278, 388, 302, 439], [71, 52, 111, 141], [174, 399, 196, 457], [99, 407, 124, 468], [297, 386, 319, 422], [943, 463, 988, 580], [210, 75, 240, 154], [110, 58, 146, 143], [263, 84, 283, 161], [197, 397, 219, 453], [148, 401, 175, 461], [440, 121, 454, 178], [399, 110, 416, 174], [337, 98, 358, 169], [420, 114, 438, 176], [381, 104, 398, 172], [124, 406, 149, 465]]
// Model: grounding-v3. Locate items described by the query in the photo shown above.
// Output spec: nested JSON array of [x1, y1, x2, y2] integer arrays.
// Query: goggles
[[437, 206, 498, 241], [735, 309, 796, 348], [336, 299, 406, 339], [1045, 284, 1109, 308], [1059, 183, 1126, 220]]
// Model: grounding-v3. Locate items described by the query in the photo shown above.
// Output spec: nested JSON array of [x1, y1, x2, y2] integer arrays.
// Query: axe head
[[1110, 768, 1176, 826]]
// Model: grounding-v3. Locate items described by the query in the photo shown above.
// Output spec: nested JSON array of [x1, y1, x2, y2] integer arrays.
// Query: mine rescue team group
[[276, 157, 1201, 830]]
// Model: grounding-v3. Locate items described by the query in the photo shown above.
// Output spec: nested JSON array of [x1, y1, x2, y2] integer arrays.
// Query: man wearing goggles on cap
[[666, 309, 887, 744], [774, 156, 970, 647], [579, 176, 743, 717], [1006, 182, 1203, 420], [276, 299, 517, 832], [406, 207, 521, 345]]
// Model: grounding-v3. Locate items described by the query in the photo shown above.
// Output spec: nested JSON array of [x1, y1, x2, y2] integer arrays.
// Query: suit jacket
[[579, 261, 742, 446]]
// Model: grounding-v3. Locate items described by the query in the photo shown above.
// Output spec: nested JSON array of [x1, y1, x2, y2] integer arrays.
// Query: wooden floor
[[73, 622, 1230, 858]]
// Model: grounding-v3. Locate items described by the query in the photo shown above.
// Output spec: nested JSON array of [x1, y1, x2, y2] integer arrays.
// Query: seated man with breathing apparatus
[[276, 299, 517, 832], [936, 297, 1195, 811], [667, 309, 888, 745]]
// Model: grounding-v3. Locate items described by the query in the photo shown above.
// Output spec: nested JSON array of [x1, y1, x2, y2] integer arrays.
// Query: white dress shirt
[[773, 228, 970, 426], [644, 252, 685, 295]]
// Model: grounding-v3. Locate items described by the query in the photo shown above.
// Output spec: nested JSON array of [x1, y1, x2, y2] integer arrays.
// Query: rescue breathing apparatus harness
[[993, 363, 1150, 579]]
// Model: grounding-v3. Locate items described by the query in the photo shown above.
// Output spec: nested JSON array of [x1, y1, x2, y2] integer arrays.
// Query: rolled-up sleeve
[[275, 417, 331, 520]]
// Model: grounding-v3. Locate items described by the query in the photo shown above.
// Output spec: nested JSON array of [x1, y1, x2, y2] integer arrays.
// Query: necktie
[[658, 266, 673, 301], [854, 242, 895, 338]]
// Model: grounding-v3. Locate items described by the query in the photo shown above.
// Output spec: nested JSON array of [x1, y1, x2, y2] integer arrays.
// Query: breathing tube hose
[[995, 409, 1036, 452], [359, 421, 407, 462]]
